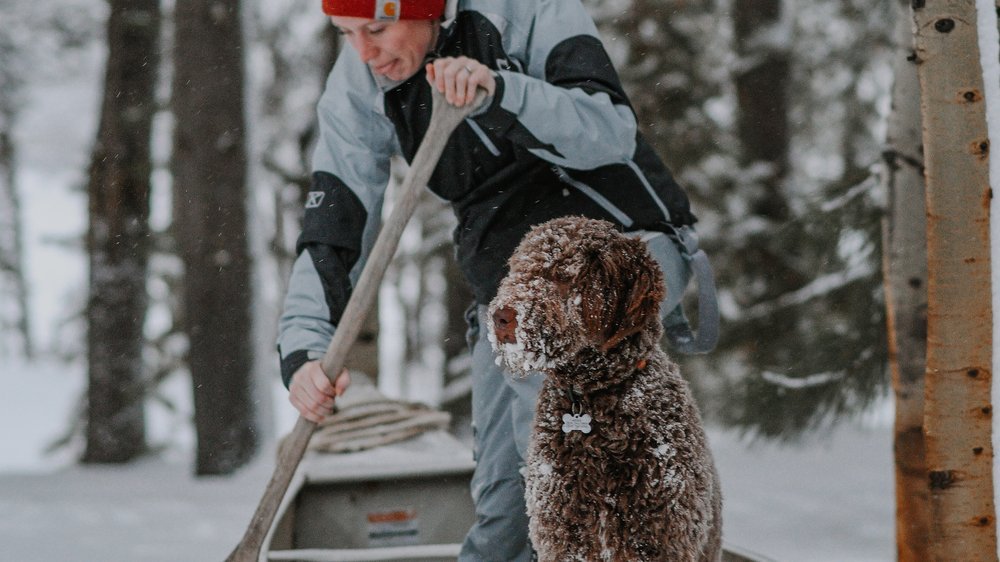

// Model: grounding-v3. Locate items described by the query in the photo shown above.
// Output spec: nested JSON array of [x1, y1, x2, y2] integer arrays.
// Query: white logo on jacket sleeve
[[305, 191, 326, 209]]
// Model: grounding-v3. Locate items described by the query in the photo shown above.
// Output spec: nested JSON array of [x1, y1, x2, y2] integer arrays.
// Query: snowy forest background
[[2, 0, 993, 559]]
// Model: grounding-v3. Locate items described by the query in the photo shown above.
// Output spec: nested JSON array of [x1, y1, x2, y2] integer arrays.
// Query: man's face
[[330, 15, 437, 82]]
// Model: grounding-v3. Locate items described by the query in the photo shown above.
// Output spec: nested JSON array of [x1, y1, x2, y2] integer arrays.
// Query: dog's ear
[[577, 239, 664, 351]]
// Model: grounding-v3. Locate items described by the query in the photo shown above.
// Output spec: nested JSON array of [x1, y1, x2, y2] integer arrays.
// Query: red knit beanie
[[322, 0, 444, 20]]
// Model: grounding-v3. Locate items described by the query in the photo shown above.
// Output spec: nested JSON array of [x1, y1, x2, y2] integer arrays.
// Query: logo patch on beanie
[[375, 0, 399, 20]]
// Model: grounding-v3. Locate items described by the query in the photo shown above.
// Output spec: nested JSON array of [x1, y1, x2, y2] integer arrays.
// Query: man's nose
[[492, 307, 518, 345]]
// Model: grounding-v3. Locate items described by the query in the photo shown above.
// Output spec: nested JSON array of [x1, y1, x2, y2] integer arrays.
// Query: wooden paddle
[[226, 88, 485, 562]]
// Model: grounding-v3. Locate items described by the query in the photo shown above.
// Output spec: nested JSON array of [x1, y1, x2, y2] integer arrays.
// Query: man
[[279, 0, 709, 558]]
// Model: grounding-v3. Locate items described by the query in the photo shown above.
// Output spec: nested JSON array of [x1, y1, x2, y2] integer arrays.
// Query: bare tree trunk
[[730, 0, 803, 309], [882, 1, 929, 558], [0, 9, 32, 360], [733, 0, 790, 219], [173, 0, 257, 475], [913, 1, 996, 559], [82, 0, 159, 464], [0, 124, 32, 358]]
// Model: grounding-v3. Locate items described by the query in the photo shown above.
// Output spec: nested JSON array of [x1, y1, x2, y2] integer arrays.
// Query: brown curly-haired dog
[[487, 216, 722, 562]]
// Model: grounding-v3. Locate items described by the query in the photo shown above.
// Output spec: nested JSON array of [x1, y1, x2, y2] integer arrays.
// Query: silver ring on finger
[[463, 65, 474, 74]]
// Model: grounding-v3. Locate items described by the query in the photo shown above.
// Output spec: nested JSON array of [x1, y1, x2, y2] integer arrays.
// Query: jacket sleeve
[[471, 0, 639, 170], [276, 54, 397, 387]]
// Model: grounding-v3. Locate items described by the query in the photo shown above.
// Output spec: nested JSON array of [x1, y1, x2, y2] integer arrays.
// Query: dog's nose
[[492, 307, 518, 344]]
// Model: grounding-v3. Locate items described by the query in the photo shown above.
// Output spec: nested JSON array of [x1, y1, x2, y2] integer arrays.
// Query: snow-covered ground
[[712, 421, 893, 561]]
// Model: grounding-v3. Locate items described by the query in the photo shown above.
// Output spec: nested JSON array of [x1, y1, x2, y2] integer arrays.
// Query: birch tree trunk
[[882, 1, 930, 558], [83, 0, 159, 463], [913, 1, 996, 558], [173, 0, 258, 475]]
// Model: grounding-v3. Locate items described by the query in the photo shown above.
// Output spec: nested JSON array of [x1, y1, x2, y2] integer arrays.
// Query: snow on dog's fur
[[488, 216, 722, 562]]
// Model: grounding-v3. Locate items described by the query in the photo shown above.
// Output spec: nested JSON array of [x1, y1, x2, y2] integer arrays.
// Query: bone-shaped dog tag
[[562, 413, 592, 434]]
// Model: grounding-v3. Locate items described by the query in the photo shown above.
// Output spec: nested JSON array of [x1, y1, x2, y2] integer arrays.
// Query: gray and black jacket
[[278, 0, 696, 385]]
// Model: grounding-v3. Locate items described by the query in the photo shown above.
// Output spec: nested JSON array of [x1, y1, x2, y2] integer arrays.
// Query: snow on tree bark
[[882, 1, 931, 559], [913, 0, 997, 559], [82, 0, 159, 464], [172, 0, 257, 475]]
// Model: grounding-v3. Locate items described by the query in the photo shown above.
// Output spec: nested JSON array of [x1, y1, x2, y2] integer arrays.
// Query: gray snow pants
[[457, 230, 692, 561]]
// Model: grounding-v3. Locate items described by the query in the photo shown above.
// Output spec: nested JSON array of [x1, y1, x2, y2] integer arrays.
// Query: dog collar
[[560, 359, 648, 435]]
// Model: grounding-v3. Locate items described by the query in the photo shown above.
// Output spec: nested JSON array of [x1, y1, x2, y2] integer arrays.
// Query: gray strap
[[664, 226, 720, 355]]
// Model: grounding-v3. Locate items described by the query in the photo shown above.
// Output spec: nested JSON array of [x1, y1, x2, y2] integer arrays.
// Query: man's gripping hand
[[288, 361, 351, 423], [425, 56, 496, 108]]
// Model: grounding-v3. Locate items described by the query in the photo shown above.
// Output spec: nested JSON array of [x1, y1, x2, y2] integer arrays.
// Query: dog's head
[[487, 216, 665, 377]]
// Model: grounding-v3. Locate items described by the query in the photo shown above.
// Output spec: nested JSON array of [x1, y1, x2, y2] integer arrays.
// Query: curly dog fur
[[488, 217, 722, 562]]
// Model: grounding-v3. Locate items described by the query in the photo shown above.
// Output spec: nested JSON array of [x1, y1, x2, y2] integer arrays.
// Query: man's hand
[[425, 56, 496, 108], [288, 361, 351, 423]]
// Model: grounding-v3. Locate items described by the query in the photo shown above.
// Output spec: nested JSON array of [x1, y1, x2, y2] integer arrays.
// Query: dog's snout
[[493, 307, 518, 344]]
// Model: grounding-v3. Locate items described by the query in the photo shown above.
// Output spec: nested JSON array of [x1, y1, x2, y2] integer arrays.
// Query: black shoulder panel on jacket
[[545, 35, 631, 106], [297, 171, 369, 324]]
